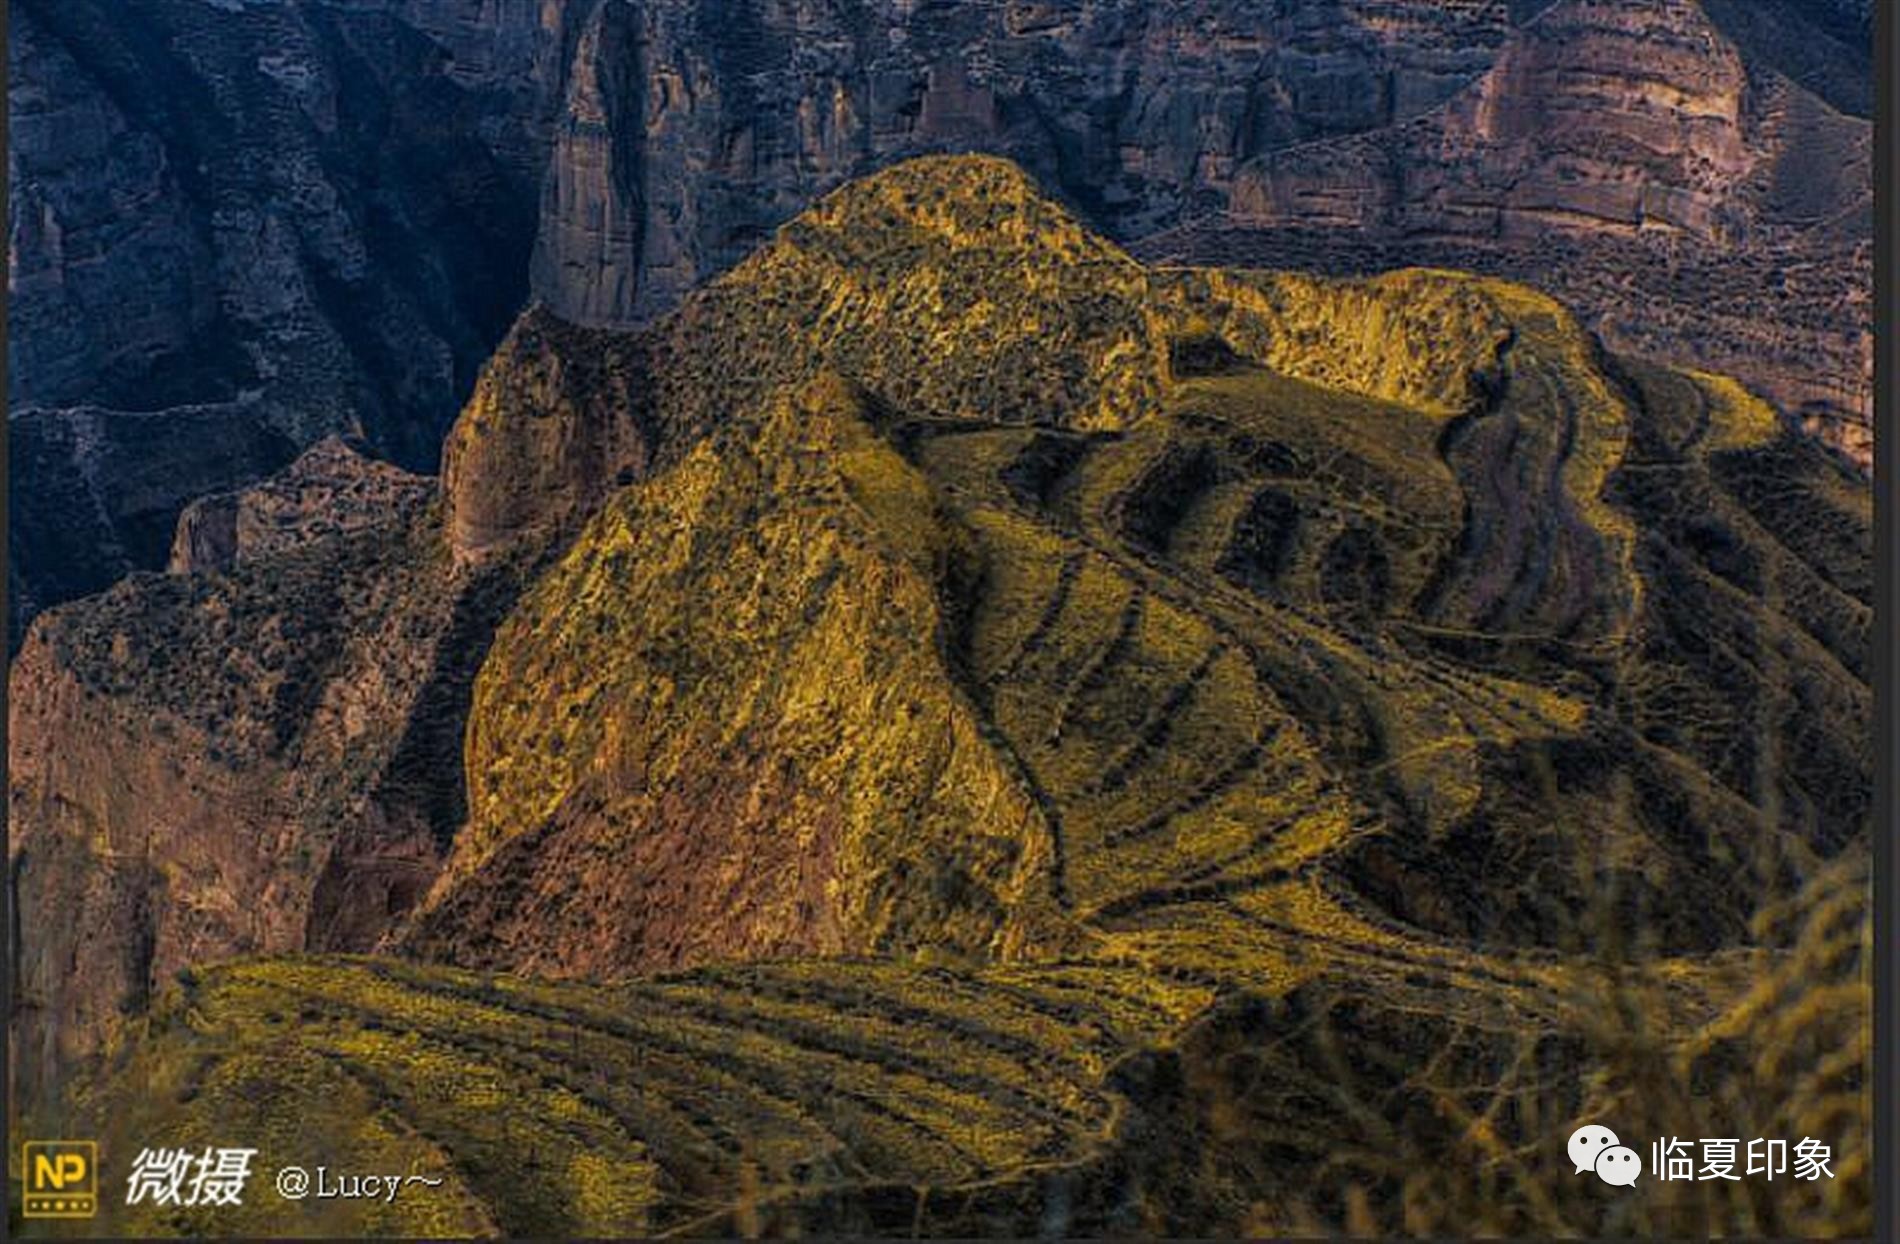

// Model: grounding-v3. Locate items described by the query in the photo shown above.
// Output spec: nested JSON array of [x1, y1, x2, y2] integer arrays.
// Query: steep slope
[[13, 156, 1870, 1236], [409, 378, 1068, 974], [7, 489, 520, 1113], [423, 160, 1834, 991]]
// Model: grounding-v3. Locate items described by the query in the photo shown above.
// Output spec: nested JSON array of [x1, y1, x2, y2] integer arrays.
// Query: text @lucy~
[[274, 1166, 445, 1205]]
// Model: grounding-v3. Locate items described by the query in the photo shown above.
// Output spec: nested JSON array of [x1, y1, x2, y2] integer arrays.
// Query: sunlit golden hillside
[[13, 157, 1869, 1238]]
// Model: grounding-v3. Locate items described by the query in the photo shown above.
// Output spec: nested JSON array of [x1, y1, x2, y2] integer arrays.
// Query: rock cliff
[[526, 0, 1513, 326], [8, 0, 1872, 647], [8, 489, 517, 1109], [6, 0, 559, 641], [8, 0, 556, 435]]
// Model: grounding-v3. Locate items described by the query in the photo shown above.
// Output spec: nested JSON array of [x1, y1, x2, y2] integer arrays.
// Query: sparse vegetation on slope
[[20, 156, 1870, 1238], [408, 377, 1068, 974]]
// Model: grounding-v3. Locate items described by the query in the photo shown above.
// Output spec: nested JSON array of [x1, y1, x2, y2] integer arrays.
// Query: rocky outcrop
[[167, 437, 434, 576], [6, 403, 299, 650], [411, 378, 1065, 976], [1233, 0, 1754, 241], [15, 160, 1871, 1239], [7, 485, 493, 1106], [440, 310, 660, 568], [527, 0, 650, 327], [10, 159, 1870, 1163]]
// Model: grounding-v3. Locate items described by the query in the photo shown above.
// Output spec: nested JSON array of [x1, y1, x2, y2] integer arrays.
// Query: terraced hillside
[[17, 158, 1870, 1237]]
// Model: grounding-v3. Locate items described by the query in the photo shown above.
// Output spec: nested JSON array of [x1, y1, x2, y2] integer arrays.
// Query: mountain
[[7, 0, 1871, 648], [5, 0, 556, 646], [1156, 0, 1873, 464], [10, 156, 1870, 1236]]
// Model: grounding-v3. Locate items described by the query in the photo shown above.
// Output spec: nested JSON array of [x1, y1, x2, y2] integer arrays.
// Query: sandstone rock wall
[[8, 497, 488, 1104]]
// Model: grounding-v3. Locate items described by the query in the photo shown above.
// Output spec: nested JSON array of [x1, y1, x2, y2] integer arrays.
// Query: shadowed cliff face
[[6, 0, 1871, 649], [7, 0, 558, 444], [5, 0, 559, 644], [526, 0, 1517, 326]]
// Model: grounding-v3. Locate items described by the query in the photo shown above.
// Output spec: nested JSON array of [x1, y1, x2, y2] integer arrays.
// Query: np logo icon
[[23, 1140, 99, 1218]]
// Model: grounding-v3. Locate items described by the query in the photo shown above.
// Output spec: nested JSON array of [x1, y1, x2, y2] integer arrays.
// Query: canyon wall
[[8, 0, 1872, 646]]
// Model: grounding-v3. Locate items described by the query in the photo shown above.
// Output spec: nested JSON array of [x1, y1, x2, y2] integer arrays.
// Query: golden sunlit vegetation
[[28, 156, 1870, 1238], [411, 378, 1067, 974]]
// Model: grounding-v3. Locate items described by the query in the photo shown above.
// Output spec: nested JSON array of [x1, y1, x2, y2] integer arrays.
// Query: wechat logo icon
[[1570, 1124, 1641, 1186]]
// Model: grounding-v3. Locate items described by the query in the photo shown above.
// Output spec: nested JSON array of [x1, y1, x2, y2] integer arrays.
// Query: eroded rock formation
[[168, 436, 435, 576], [13, 159, 1870, 1239]]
